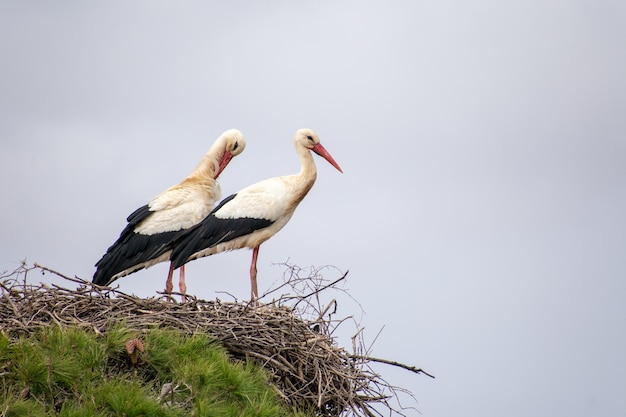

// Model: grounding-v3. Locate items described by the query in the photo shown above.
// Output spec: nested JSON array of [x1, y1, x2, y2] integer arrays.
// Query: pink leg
[[165, 263, 175, 293], [178, 264, 187, 298], [250, 246, 259, 302]]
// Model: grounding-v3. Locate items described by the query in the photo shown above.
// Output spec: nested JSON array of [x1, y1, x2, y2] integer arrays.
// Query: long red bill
[[312, 143, 343, 173], [214, 151, 233, 179]]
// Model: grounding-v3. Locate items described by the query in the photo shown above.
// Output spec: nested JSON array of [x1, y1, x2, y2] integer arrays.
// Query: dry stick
[[292, 271, 349, 308], [350, 355, 436, 379], [33, 263, 75, 281], [33, 263, 116, 293], [315, 298, 338, 322]]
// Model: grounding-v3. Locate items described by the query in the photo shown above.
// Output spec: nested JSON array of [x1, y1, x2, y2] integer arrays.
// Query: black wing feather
[[93, 204, 179, 286], [170, 194, 274, 269]]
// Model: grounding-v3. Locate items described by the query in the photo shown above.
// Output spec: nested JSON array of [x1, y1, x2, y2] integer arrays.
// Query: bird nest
[[0, 263, 432, 416]]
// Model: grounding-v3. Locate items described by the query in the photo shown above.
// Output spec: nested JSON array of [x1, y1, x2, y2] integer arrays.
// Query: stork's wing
[[170, 193, 275, 269]]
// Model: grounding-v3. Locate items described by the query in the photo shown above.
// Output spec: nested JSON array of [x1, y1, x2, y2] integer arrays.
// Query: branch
[[292, 270, 349, 307], [32, 263, 129, 295], [33, 263, 75, 281], [350, 355, 435, 379]]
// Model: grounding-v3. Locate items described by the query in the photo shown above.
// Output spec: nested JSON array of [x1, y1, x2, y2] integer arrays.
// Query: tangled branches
[[0, 263, 432, 416]]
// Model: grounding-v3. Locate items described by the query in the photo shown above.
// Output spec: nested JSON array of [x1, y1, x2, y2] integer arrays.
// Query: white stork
[[169, 128, 342, 301], [93, 129, 246, 295]]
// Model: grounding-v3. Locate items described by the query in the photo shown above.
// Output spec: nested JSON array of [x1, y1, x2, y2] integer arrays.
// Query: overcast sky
[[1, 1, 625, 416]]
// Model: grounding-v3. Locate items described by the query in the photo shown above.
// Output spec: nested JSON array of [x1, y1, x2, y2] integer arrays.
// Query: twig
[[350, 355, 435, 379], [292, 270, 349, 307], [33, 263, 74, 281]]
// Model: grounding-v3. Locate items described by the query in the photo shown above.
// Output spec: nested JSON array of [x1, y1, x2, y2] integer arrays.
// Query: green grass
[[0, 326, 313, 417]]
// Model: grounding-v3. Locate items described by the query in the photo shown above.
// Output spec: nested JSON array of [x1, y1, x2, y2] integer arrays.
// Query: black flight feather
[[93, 204, 180, 286], [170, 193, 274, 269]]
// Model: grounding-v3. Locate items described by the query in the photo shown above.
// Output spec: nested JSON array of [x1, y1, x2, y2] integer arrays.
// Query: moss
[[0, 326, 313, 417]]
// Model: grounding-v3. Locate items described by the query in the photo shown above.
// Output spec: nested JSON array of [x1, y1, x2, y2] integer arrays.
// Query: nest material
[[0, 263, 432, 416]]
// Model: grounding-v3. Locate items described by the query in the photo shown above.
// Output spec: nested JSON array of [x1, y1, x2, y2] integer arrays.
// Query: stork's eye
[[306, 135, 314, 141], [233, 141, 239, 150]]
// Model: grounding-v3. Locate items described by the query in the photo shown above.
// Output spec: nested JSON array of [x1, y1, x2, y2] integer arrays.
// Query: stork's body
[[93, 129, 246, 294], [170, 128, 342, 301]]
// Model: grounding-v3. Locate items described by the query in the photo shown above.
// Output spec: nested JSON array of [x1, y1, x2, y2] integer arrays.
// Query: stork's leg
[[178, 264, 187, 302], [165, 262, 175, 293], [250, 246, 260, 302]]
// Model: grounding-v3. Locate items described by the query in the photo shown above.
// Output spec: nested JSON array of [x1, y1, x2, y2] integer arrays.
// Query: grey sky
[[1, 1, 625, 416]]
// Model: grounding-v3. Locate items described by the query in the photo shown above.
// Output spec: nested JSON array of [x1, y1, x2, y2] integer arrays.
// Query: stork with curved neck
[[170, 128, 343, 301], [93, 129, 246, 295]]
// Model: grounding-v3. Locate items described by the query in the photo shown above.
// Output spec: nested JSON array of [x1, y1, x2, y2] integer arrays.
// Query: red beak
[[214, 151, 233, 179], [312, 143, 343, 173]]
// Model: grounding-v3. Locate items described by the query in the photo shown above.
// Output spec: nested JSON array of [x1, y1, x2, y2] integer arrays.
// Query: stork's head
[[214, 129, 246, 179], [294, 128, 343, 173]]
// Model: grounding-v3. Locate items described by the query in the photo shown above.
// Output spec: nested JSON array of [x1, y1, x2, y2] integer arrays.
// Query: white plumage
[[170, 128, 342, 301], [134, 187, 216, 235], [93, 128, 246, 295]]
